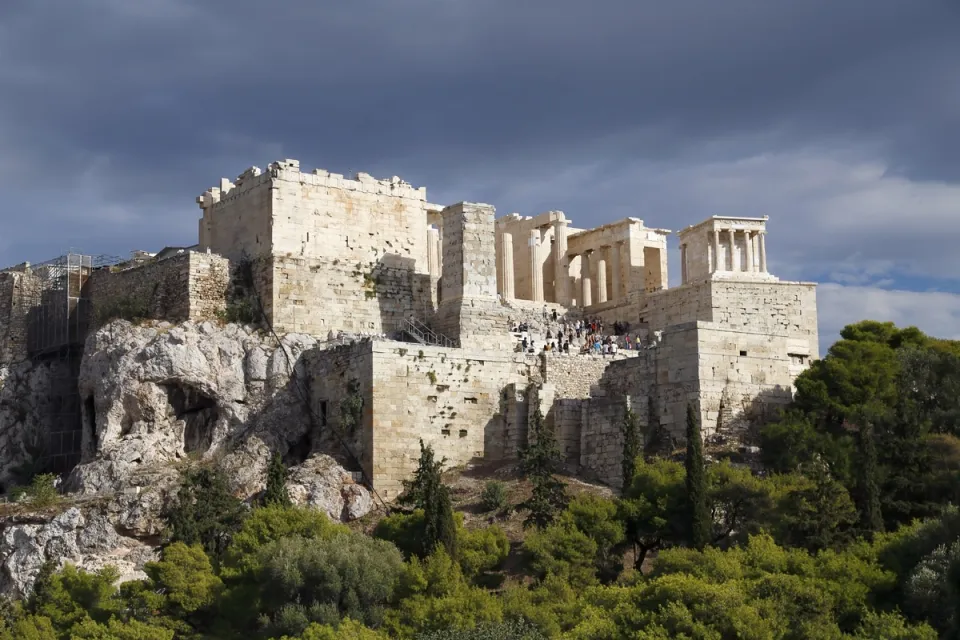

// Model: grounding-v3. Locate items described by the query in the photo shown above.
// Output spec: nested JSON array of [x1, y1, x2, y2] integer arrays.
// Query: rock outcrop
[[61, 320, 372, 534], [0, 507, 156, 599]]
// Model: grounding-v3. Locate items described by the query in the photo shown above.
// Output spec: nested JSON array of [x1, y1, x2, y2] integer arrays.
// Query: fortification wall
[[694, 323, 800, 440], [88, 252, 229, 328], [368, 341, 536, 498], [198, 173, 274, 260], [304, 340, 375, 478], [542, 353, 616, 399], [706, 280, 818, 359], [269, 255, 432, 336]]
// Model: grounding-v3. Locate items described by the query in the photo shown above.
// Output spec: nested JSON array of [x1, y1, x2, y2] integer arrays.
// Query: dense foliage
[[3, 320, 960, 639]]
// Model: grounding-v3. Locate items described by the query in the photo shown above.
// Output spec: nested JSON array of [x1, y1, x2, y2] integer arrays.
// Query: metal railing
[[399, 316, 456, 348]]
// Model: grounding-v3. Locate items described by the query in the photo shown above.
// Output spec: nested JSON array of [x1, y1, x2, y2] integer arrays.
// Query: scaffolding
[[1, 252, 123, 473]]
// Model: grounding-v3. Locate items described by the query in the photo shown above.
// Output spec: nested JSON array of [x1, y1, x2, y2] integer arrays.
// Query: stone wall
[[308, 339, 537, 499], [88, 252, 229, 328], [0, 273, 30, 365], [369, 341, 536, 498], [198, 161, 432, 336], [541, 353, 615, 399], [269, 255, 431, 337], [304, 340, 375, 478]]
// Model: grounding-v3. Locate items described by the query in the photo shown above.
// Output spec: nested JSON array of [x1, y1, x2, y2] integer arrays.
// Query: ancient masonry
[[0, 159, 817, 497]]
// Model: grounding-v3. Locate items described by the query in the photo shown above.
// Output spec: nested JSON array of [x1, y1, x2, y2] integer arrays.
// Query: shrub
[[480, 481, 508, 513], [459, 526, 509, 579], [27, 473, 60, 508]]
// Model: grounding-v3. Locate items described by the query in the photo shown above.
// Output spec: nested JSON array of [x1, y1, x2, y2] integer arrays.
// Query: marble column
[[728, 229, 739, 272], [500, 232, 515, 299], [609, 243, 621, 301], [529, 230, 543, 302], [427, 227, 440, 278], [745, 230, 754, 273], [680, 244, 688, 284], [580, 252, 592, 308], [596, 253, 608, 304], [552, 219, 570, 305], [712, 229, 721, 273], [759, 231, 767, 273]]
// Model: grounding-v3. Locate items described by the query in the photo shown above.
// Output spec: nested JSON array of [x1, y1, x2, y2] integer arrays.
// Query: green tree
[[773, 465, 858, 552], [520, 409, 568, 529], [164, 465, 247, 564], [685, 404, 710, 551], [618, 458, 688, 568], [400, 441, 457, 558], [620, 407, 642, 492], [855, 420, 884, 537], [262, 452, 291, 507]]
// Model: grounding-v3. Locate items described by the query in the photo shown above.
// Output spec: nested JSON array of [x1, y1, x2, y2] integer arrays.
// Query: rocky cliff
[[0, 320, 373, 597]]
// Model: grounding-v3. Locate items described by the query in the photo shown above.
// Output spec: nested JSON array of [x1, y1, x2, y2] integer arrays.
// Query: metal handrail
[[399, 317, 456, 348]]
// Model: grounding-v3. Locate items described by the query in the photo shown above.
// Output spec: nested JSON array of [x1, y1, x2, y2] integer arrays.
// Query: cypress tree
[[520, 408, 568, 528], [401, 440, 457, 558], [621, 406, 642, 492], [262, 452, 291, 507], [857, 421, 884, 537], [685, 403, 710, 550]]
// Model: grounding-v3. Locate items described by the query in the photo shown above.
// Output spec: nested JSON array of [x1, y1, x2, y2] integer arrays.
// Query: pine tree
[[400, 440, 457, 558], [685, 403, 710, 550], [262, 452, 291, 507], [165, 465, 247, 564], [520, 408, 568, 528], [621, 406, 642, 493], [856, 421, 884, 537]]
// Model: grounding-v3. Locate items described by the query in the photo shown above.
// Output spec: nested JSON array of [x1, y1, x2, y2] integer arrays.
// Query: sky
[[1, 0, 958, 353]]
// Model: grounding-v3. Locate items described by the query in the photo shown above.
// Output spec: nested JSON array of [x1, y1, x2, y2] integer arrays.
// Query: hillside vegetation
[[4, 320, 960, 639]]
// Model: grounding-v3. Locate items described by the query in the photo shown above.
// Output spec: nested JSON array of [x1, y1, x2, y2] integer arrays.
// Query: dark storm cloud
[[0, 0, 957, 314]]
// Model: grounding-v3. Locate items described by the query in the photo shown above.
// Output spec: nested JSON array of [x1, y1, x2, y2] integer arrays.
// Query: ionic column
[[596, 252, 608, 304], [712, 229, 721, 272], [680, 244, 688, 284], [427, 227, 440, 278], [500, 232, 515, 299], [745, 230, 754, 273], [580, 252, 592, 308], [759, 231, 767, 273], [529, 230, 544, 302], [609, 243, 621, 301], [728, 229, 739, 272], [552, 220, 570, 305]]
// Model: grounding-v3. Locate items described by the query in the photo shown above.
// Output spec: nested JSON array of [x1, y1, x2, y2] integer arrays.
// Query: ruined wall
[[198, 171, 274, 261], [369, 341, 536, 498], [88, 252, 229, 328]]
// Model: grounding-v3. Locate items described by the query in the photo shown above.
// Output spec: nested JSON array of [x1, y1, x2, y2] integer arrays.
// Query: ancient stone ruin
[[0, 158, 818, 501]]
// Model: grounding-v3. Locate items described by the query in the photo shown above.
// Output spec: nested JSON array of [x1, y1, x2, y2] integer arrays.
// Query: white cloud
[[817, 283, 960, 352]]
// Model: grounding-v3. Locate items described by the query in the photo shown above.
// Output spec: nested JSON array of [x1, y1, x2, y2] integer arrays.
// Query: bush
[[21, 473, 60, 508], [480, 481, 508, 513], [459, 526, 509, 579]]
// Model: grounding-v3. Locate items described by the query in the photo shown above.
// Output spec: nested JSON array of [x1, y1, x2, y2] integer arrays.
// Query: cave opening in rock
[[162, 384, 218, 455], [286, 431, 312, 466], [84, 396, 98, 453]]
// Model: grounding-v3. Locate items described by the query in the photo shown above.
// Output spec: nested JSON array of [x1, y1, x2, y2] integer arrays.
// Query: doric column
[[529, 229, 543, 302], [552, 219, 570, 305], [427, 227, 440, 278], [680, 244, 688, 284], [745, 230, 754, 273], [728, 229, 739, 272], [712, 229, 721, 272], [609, 243, 621, 301], [596, 253, 608, 304], [500, 232, 515, 299], [580, 251, 592, 308], [759, 231, 767, 273]]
